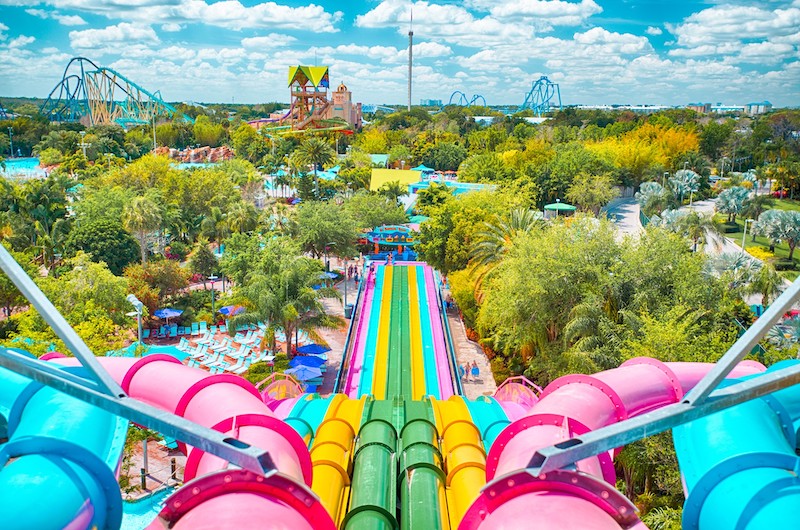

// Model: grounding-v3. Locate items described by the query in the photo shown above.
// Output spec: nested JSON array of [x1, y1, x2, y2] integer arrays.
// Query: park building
[[746, 101, 773, 115]]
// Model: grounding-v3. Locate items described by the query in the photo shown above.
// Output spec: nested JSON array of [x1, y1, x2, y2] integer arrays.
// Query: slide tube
[[308, 394, 367, 525], [431, 396, 487, 528], [398, 408, 449, 530], [674, 359, 800, 529], [48, 355, 334, 530], [343, 416, 399, 530], [0, 363, 127, 530], [463, 396, 512, 450], [461, 358, 766, 529], [282, 393, 337, 446]]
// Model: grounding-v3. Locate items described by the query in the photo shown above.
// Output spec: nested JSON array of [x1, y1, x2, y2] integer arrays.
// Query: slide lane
[[385, 267, 403, 399], [417, 265, 441, 399], [424, 265, 454, 399], [343, 266, 377, 397], [398, 267, 413, 399], [408, 266, 426, 400], [371, 266, 393, 400], [358, 265, 386, 398]]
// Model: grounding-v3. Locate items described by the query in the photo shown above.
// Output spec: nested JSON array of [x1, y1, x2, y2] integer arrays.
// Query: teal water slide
[[0, 360, 128, 530], [675, 359, 800, 529]]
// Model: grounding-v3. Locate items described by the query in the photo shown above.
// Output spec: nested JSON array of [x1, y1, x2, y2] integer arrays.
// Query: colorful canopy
[[297, 343, 332, 355], [544, 202, 577, 211], [284, 365, 323, 381], [154, 308, 183, 319], [289, 355, 327, 368], [218, 305, 244, 316]]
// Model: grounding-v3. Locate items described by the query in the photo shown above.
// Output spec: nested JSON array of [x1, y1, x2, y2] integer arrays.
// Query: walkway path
[[603, 197, 643, 239]]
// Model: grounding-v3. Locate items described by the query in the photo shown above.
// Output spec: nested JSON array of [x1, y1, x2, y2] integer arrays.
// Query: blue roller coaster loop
[[445, 91, 487, 108], [520, 76, 562, 117], [40, 57, 193, 128]]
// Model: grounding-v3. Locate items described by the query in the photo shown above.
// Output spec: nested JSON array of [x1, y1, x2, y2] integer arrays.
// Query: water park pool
[[108, 343, 189, 361], [121, 487, 174, 530], [1, 157, 45, 178]]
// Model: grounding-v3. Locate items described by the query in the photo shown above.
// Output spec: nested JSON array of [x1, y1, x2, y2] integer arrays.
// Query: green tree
[[566, 172, 620, 215], [189, 238, 219, 286], [715, 186, 750, 224], [415, 182, 453, 215], [377, 180, 408, 205], [747, 263, 784, 306], [294, 137, 335, 198], [700, 121, 734, 160], [754, 209, 800, 260], [421, 142, 467, 171], [342, 191, 407, 230], [0, 245, 36, 317], [65, 218, 140, 275], [122, 194, 163, 263], [192, 115, 226, 147], [295, 201, 358, 259], [458, 153, 513, 183]]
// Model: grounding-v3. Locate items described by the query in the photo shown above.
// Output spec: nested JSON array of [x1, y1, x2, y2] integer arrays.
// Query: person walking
[[471, 361, 480, 382]]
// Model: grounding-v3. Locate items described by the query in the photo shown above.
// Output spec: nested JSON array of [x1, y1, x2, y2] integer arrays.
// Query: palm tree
[[742, 194, 774, 241], [231, 255, 343, 358], [747, 262, 784, 306], [123, 195, 163, 263], [668, 169, 700, 204], [715, 186, 750, 224], [200, 206, 230, 250], [227, 202, 258, 234], [377, 180, 408, 205], [293, 137, 335, 198], [676, 210, 723, 252], [33, 218, 70, 272], [470, 208, 545, 268]]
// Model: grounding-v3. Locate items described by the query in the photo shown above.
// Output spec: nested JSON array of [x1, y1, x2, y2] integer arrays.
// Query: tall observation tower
[[407, 12, 413, 112]]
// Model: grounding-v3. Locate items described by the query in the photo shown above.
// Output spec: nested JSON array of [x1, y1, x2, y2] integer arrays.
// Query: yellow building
[[369, 169, 422, 191]]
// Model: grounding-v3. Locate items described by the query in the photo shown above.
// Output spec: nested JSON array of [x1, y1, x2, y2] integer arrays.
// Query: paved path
[[603, 197, 643, 239], [316, 280, 350, 395]]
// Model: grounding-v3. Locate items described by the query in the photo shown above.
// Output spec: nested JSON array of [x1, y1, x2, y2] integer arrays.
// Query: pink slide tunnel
[[460, 357, 766, 530], [50, 354, 335, 530]]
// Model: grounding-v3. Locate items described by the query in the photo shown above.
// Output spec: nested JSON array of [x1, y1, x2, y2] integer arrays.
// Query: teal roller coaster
[[40, 57, 193, 128]]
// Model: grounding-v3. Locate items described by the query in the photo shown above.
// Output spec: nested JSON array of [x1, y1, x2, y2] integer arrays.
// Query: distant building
[[687, 102, 711, 113], [330, 82, 362, 129], [420, 99, 443, 107], [711, 103, 746, 114], [746, 101, 772, 115]]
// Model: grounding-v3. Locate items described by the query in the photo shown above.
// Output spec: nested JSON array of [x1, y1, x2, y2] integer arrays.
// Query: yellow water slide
[[371, 266, 393, 400], [407, 266, 426, 400], [309, 394, 367, 525], [431, 396, 487, 528]]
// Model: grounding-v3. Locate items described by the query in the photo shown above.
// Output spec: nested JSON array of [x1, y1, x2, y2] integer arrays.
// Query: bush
[[720, 223, 740, 233], [490, 356, 512, 385], [167, 241, 190, 260], [746, 246, 774, 261], [774, 259, 796, 271]]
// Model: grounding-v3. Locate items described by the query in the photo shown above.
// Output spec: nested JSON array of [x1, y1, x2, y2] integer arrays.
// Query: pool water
[[108, 344, 189, 361], [1, 157, 46, 178], [121, 487, 174, 530]]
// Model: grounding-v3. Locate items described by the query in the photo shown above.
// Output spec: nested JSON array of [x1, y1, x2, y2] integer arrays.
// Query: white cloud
[[0, 22, 8, 41], [30, 0, 343, 32], [668, 5, 800, 47], [161, 23, 183, 32], [7, 35, 35, 48], [479, 0, 602, 26], [69, 23, 159, 50], [241, 33, 297, 49], [26, 8, 87, 26], [646, 26, 662, 36]]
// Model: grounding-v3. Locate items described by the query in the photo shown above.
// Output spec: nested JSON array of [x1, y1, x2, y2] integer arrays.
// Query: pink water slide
[[49, 354, 335, 530], [423, 265, 454, 398], [460, 357, 766, 529], [343, 267, 376, 397]]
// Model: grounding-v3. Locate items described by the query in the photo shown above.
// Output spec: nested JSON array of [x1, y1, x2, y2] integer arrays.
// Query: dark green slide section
[[386, 266, 412, 400], [344, 399, 398, 530]]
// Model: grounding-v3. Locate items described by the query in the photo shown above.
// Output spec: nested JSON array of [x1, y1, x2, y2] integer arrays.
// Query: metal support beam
[[528, 363, 800, 475], [0, 244, 123, 397], [0, 348, 276, 475], [683, 276, 800, 406]]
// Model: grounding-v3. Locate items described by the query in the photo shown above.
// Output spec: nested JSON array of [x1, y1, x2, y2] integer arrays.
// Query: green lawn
[[716, 215, 800, 281], [771, 198, 800, 212]]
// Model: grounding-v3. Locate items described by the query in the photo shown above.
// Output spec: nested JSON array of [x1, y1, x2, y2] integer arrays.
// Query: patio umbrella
[[154, 308, 183, 320], [297, 343, 331, 355], [319, 272, 338, 280], [290, 355, 326, 368], [284, 365, 323, 381], [219, 305, 245, 316]]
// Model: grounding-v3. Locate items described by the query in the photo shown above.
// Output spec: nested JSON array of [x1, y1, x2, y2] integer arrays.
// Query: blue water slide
[[0, 360, 128, 530], [674, 360, 800, 530], [358, 266, 386, 397], [464, 396, 510, 450], [415, 265, 440, 399], [284, 394, 336, 446]]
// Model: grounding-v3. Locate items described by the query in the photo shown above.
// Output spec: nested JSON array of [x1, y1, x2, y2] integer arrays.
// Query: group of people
[[459, 361, 480, 382], [346, 265, 360, 283]]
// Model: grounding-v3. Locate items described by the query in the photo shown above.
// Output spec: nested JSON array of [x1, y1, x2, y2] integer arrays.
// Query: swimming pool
[[121, 487, 174, 530], [1, 157, 46, 178], [108, 344, 190, 361]]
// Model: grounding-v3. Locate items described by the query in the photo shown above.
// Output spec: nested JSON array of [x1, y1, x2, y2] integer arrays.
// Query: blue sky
[[0, 0, 798, 107]]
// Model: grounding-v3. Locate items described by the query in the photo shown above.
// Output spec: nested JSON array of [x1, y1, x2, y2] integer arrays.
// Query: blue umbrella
[[284, 365, 323, 381], [297, 343, 331, 355], [290, 356, 326, 368], [154, 308, 183, 319], [319, 272, 338, 280], [219, 305, 245, 316]]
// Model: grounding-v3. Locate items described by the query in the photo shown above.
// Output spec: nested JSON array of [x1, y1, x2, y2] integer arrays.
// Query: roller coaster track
[[40, 57, 193, 128]]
